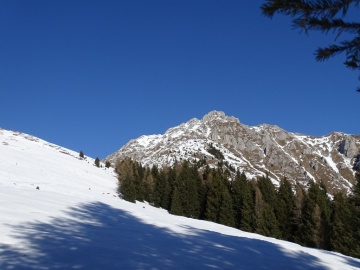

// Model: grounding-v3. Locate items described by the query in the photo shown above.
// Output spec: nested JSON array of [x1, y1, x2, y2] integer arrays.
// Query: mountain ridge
[[105, 111, 360, 194], [2, 127, 360, 269]]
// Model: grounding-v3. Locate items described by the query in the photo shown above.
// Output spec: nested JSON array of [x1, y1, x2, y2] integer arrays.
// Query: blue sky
[[1, 0, 358, 159]]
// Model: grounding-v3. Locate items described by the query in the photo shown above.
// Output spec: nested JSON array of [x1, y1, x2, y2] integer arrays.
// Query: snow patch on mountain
[[105, 111, 360, 194]]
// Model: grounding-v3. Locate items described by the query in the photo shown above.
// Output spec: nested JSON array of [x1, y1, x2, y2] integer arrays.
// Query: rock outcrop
[[105, 111, 360, 194]]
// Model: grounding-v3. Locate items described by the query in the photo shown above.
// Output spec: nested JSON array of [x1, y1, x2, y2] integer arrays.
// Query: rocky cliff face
[[105, 111, 360, 194]]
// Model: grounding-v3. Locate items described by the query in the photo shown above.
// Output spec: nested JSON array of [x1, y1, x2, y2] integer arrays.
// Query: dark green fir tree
[[231, 171, 253, 231], [170, 187, 183, 216], [277, 177, 295, 240], [94, 157, 100, 167]]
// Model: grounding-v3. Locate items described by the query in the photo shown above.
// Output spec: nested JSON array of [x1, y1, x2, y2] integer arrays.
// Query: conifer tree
[[253, 186, 267, 236], [152, 166, 163, 207], [253, 183, 281, 238], [231, 171, 253, 231], [277, 177, 295, 240], [177, 161, 201, 218], [348, 172, 360, 257], [257, 176, 277, 204], [261, 0, 360, 92], [143, 167, 155, 203], [231, 171, 244, 229], [263, 203, 281, 238], [352, 171, 360, 206], [291, 184, 306, 243], [188, 164, 205, 219], [330, 193, 354, 256], [120, 174, 136, 203], [300, 182, 331, 249], [257, 175, 281, 237], [205, 170, 220, 222], [133, 161, 145, 201], [205, 169, 225, 223], [116, 158, 134, 178], [95, 157, 100, 167], [300, 187, 316, 246], [159, 170, 171, 209], [167, 167, 177, 210], [219, 188, 235, 227], [170, 187, 183, 216], [194, 165, 207, 219]]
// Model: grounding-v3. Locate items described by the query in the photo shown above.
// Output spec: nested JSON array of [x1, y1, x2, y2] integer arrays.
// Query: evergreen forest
[[116, 158, 360, 259]]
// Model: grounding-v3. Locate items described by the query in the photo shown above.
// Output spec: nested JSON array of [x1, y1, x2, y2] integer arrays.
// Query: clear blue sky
[[1, 0, 358, 159]]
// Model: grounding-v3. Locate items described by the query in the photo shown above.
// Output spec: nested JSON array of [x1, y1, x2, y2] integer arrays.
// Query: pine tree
[[219, 188, 235, 227], [188, 164, 204, 219], [257, 175, 278, 207], [177, 161, 201, 218], [152, 166, 163, 207], [291, 184, 306, 244], [352, 171, 360, 206], [348, 172, 360, 257], [277, 177, 295, 240], [94, 157, 100, 167], [257, 175, 281, 238], [167, 167, 177, 210], [231, 171, 244, 229], [79, 150, 84, 159], [205, 169, 225, 223], [300, 182, 331, 249], [170, 187, 183, 216], [116, 158, 139, 202], [120, 174, 136, 203], [261, 0, 360, 92], [194, 165, 207, 220], [253, 186, 267, 236], [159, 169, 171, 209], [330, 193, 354, 255], [263, 203, 281, 238], [231, 171, 253, 231], [299, 192, 314, 246], [143, 167, 155, 203], [133, 161, 145, 202], [253, 183, 281, 238]]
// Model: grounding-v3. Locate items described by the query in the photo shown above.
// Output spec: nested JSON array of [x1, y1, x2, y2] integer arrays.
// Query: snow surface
[[1, 128, 360, 269]]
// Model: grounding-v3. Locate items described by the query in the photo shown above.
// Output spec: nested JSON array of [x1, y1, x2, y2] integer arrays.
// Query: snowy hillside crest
[[1, 127, 360, 269], [105, 111, 360, 193]]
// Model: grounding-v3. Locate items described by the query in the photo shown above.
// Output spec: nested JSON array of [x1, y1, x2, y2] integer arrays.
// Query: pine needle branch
[[261, 0, 360, 92]]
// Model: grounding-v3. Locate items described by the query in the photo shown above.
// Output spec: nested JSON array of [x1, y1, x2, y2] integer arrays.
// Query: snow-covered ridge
[[0, 128, 117, 197], [1, 127, 360, 269], [105, 111, 360, 194]]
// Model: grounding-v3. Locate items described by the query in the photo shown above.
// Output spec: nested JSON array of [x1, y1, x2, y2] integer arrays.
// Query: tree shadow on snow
[[0, 201, 359, 270]]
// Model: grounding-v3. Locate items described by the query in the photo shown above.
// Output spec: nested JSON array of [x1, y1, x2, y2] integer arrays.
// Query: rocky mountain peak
[[202, 110, 225, 121], [105, 111, 360, 194], [202, 110, 240, 124]]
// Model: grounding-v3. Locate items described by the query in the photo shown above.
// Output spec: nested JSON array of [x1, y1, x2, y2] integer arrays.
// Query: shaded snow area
[[1, 129, 360, 270]]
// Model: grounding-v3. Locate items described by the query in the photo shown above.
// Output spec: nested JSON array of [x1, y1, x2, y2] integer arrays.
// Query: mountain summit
[[105, 111, 360, 194]]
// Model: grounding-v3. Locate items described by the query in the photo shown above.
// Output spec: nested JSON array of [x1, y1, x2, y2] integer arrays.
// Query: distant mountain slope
[[1, 128, 360, 269], [105, 111, 360, 193]]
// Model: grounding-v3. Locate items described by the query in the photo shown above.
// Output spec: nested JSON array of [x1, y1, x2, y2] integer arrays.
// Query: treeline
[[116, 158, 360, 259]]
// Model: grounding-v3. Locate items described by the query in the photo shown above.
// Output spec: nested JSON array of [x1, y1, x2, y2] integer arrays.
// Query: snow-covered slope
[[1, 128, 360, 269], [105, 111, 360, 194]]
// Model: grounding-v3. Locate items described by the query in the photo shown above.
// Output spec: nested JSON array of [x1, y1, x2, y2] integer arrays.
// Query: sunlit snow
[[1, 128, 360, 269]]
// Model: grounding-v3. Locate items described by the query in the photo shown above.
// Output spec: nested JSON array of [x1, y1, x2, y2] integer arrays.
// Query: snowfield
[[1, 128, 360, 269]]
